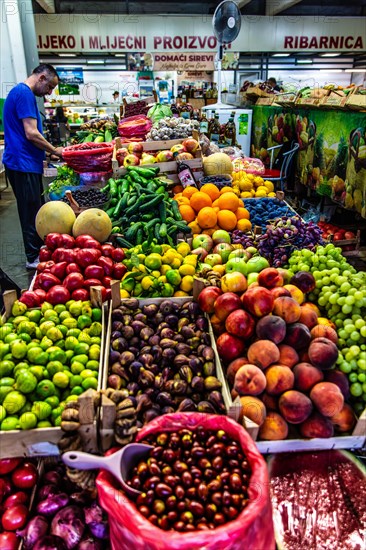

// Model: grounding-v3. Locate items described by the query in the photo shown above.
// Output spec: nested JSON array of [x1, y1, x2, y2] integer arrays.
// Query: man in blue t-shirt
[[3, 64, 64, 269]]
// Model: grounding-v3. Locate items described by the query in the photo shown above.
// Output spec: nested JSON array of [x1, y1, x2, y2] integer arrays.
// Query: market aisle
[[0, 175, 34, 290]]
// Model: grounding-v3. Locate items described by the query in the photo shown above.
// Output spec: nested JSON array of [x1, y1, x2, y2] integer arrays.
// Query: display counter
[[251, 105, 366, 218]]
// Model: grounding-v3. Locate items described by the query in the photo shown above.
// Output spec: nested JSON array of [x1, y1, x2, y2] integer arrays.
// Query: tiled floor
[[0, 174, 35, 290]]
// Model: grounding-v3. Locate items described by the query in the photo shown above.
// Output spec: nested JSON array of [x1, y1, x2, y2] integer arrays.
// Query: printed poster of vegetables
[[251, 105, 366, 218]]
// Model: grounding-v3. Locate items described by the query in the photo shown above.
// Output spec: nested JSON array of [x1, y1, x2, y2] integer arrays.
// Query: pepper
[[104, 129, 113, 142], [124, 194, 146, 217], [146, 181, 157, 193], [136, 228, 144, 245], [129, 171, 144, 185], [105, 206, 116, 218]]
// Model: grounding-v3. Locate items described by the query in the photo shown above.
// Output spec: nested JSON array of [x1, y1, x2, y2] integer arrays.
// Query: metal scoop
[[62, 443, 153, 497]]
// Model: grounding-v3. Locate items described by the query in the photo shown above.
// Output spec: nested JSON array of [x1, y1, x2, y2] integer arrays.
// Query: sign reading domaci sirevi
[[32, 14, 366, 53]]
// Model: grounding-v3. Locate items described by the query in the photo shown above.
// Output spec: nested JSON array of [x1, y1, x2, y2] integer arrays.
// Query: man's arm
[[23, 117, 63, 157]]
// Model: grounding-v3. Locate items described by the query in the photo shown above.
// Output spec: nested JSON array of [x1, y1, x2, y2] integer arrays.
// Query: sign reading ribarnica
[[32, 15, 366, 53]]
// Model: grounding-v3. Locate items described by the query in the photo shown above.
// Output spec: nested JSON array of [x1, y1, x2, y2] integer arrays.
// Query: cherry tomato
[[0, 531, 19, 550], [3, 491, 29, 508], [1, 504, 28, 531], [11, 462, 37, 490], [0, 458, 22, 476]]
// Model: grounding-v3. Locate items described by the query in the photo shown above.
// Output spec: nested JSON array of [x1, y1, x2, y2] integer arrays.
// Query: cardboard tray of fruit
[[0, 290, 107, 458], [111, 132, 204, 184]]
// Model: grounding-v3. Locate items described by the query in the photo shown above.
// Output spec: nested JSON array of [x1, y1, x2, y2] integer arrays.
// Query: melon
[[203, 152, 233, 176], [72, 208, 112, 242], [36, 201, 76, 240], [269, 450, 366, 549]]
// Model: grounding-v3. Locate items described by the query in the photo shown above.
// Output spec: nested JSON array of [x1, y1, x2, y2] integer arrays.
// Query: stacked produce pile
[[288, 244, 366, 415], [115, 137, 199, 168], [0, 298, 103, 430], [198, 266, 356, 440], [146, 116, 199, 141], [317, 220, 358, 252], [75, 117, 117, 144], [231, 172, 275, 198], [175, 185, 252, 235], [0, 457, 37, 547], [107, 299, 225, 425], [103, 167, 189, 247]]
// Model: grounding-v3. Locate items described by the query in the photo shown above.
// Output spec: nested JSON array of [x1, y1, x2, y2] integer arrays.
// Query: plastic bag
[[118, 115, 152, 140], [63, 143, 114, 173], [96, 413, 275, 550]]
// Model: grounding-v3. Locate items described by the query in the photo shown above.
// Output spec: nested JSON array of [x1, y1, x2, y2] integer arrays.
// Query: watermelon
[[268, 450, 366, 549]]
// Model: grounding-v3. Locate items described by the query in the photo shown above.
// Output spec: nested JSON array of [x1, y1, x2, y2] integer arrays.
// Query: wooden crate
[[112, 132, 203, 184], [246, 86, 272, 101], [256, 97, 275, 106], [346, 86, 366, 111], [0, 290, 106, 458], [296, 97, 320, 107], [320, 90, 349, 110], [272, 93, 298, 108]]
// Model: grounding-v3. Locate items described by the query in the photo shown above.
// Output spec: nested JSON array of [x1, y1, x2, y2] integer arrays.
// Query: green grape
[[358, 373, 366, 383], [350, 331, 361, 342], [350, 383, 363, 397], [349, 373, 358, 383], [342, 304, 353, 314], [338, 329, 348, 340], [340, 362, 352, 374]]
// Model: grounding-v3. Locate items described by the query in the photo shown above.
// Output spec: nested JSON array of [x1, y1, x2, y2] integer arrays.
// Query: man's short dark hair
[[32, 64, 58, 79], [268, 77, 277, 85]]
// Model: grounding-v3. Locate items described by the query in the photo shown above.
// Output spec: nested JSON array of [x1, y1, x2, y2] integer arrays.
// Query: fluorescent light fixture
[[345, 68, 366, 73], [319, 53, 341, 57], [58, 53, 77, 57], [272, 53, 290, 57], [319, 69, 343, 73], [114, 54, 125, 57], [296, 59, 313, 64], [86, 60, 105, 64]]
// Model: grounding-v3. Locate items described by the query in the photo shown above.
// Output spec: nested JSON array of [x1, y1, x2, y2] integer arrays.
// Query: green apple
[[213, 243, 233, 263], [245, 256, 270, 274], [212, 229, 231, 245], [228, 249, 250, 261], [246, 246, 258, 255], [247, 272, 259, 285], [205, 254, 223, 267], [225, 258, 248, 275], [192, 234, 213, 252]]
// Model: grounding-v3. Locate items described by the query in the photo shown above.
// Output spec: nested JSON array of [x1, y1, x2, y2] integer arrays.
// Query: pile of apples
[[116, 138, 199, 168], [198, 268, 356, 441], [317, 221, 357, 252], [20, 233, 127, 306]]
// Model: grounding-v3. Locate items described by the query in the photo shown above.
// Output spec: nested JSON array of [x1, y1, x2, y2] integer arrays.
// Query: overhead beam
[[266, 0, 303, 16], [36, 0, 55, 13]]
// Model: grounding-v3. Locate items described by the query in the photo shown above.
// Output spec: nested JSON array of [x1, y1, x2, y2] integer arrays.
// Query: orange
[[236, 218, 252, 231], [188, 220, 201, 234], [197, 207, 217, 229], [190, 191, 212, 212], [182, 186, 199, 199], [218, 192, 240, 212], [179, 205, 196, 223], [220, 186, 233, 195], [235, 207, 250, 220], [212, 198, 220, 207], [217, 210, 237, 231], [173, 184, 183, 194], [213, 206, 220, 214], [200, 183, 220, 202], [202, 228, 217, 236], [174, 192, 183, 199], [176, 196, 190, 206]]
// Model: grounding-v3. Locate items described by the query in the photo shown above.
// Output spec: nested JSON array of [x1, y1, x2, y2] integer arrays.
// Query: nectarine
[[234, 364, 267, 396], [265, 365, 295, 395], [300, 412, 334, 438], [330, 403, 356, 433], [238, 396, 267, 426], [310, 382, 344, 417], [308, 337, 339, 370], [273, 296, 301, 324], [259, 411, 289, 440], [279, 390, 313, 424], [256, 314, 286, 344], [278, 344, 299, 368], [247, 340, 280, 370], [293, 362, 324, 392]]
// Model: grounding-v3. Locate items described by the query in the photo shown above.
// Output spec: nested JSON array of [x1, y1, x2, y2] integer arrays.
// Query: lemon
[[170, 258, 181, 269], [144, 253, 162, 270], [268, 192, 276, 197], [160, 264, 171, 275], [151, 270, 161, 278], [183, 254, 198, 267], [120, 290, 130, 298], [141, 276, 154, 291], [176, 242, 191, 257], [137, 254, 146, 262], [180, 275, 194, 293], [173, 290, 189, 297], [166, 270, 182, 286], [158, 275, 167, 284], [179, 264, 196, 276], [255, 190, 267, 197]]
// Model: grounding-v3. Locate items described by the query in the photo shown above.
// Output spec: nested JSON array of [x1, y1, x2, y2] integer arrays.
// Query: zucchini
[[158, 201, 167, 222]]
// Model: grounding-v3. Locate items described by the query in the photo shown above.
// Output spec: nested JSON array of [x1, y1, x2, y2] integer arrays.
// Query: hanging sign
[[153, 53, 215, 71], [56, 67, 83, 95]]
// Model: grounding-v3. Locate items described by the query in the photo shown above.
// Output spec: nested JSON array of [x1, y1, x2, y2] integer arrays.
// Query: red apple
[[197, 286, 222, 314], [84, 265, 104, 280], [50, 262, 68, 280], [214, 292, 242, 321], [258, 267, 283, 288], [72, 288, 89, 300], [127, 142, 144, 157], [39, 247, 52, 262], [241, 286, 274, 317], [52, 248, 76, 264], [101, 244, 115, 257], [216, 332, 246, 363], [124, 154, 140, 167], [225, 309, 255, 339], [65, 263, 82, 275], [175, 152, 194, 161], [116, 148, 129, 166], [112, 263, 127, 279], [75, 235, 101, 249], [97, 256, 114, 276], [63, 272, 84, 291]]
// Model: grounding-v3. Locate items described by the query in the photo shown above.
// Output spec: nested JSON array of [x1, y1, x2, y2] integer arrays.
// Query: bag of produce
[[63, 142, 114, 173], [96, 412, 275, 550], [118, 115, 152, 140]]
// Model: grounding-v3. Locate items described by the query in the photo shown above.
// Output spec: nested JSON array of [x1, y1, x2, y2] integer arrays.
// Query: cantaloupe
[[203, 152, 233, 176], [36, 201, 76, 240], [72, 208, 112, 242]]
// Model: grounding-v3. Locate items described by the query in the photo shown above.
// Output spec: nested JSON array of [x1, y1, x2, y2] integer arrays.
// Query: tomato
[[1, 504, 28, 531], [101, 244, 114, 257], [3, 491, 29, 508], [111, 248, 125, 262], [97, 256, 114, 276], [63, 272, 84, 291], [0, 531, 19, 550], [84, 265, 104, 280], [11, 462, 37, 489], [112, 263, 127, 280], [65, 263, 82, 275], [0, 458, 22, 476], [39, 246, 53, 262]]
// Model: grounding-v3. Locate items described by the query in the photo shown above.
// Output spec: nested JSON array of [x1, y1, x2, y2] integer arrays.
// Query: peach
[[293, 362, 324, 392], [310, 382, 344, 417], [259, 411, 289, 440], [283, 284, 305, 304], [273, 296, 301, 324], [257, 267, 283, 288], [247, 340, 280, 370], [270, 287, 291, 300], [238, 396, 267, 426], [210, 313, 226, 336], [310, 325, 338, 345], [279, 390, 313, 424], [255, 315, 286, 344], [298, 349, 310, 362], [278, 344, 299, 368], [225, 309, 255, 339], [308, 337, 339, 370], [265, 365, 295, 396], [226, 357, 249, 386], [317, 317, 337, 330], [300, 412, 334, 439], [299, 304, 319, 329], [261, 392, 279, 411], [234, 364, 267, 396], [241, 286, 274, 317], [330, 403, 356, 433], [284, 323, 311, 350], [302, 301, 321, 316], [324, 370, 350, 400]]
